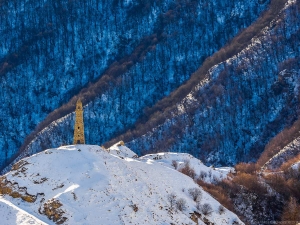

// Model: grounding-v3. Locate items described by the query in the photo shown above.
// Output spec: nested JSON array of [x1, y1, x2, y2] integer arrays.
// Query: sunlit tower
[[73, 99, 85, 144]]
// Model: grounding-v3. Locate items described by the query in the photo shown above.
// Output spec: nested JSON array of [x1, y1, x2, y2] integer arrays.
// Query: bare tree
[[167, 193, 177, 210], [188, 187, 202, 202], [199, 171, 207, 180], [171, 160, 178, 169], [179, 160, 196, 179], [197, 203, 213, 216], [218, 205, 225, 214], [281, 197, 300, 222], [176, 198, 187, 212]]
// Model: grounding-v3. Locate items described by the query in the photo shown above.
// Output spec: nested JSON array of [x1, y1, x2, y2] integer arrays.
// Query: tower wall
[[73, 99, 85, 144]]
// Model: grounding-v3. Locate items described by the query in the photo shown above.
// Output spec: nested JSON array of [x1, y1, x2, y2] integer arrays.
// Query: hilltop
[[0, 143, 242, 225]]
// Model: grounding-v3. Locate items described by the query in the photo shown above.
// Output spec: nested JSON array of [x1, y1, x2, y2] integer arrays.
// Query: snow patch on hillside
[[107, 141, 138, 158], [291, 161, 300, 170]]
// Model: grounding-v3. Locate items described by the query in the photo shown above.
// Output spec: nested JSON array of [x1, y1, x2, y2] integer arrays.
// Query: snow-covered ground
[[107, 141, 138, 158], [0, 145, 243, 225], [291, 161, 300, 170], [140, 152, 233, 183], [0, 197, 47, 225]]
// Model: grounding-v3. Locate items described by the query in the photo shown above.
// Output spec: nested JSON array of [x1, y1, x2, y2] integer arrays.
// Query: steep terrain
[[0, 0, 270, 170], [21, 0, 300, 167], [110, 0, 300, 165], [0, 144, 243, 225], [0, 0, 174, 169], [263, 136, 300, 170], [257, 118, 300, 169]]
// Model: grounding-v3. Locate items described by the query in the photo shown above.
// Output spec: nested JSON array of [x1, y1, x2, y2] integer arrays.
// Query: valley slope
[[0, 0, 270, 170], [18, 0, 300, 168]]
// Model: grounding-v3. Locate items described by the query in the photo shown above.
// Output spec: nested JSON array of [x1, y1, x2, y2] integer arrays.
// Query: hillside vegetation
[[112, 0, 300, 165], [0, 0, 271, 171]]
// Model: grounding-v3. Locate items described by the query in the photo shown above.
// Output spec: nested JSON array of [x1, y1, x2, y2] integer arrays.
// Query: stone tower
[[73, 99, 85, 144]]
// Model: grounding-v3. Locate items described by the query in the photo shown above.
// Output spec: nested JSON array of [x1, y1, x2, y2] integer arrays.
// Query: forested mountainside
[[15, 0, 299, 170], [0, 0, 270, 170], [120, 0, 300, 165], [0, 0, 175, 169]]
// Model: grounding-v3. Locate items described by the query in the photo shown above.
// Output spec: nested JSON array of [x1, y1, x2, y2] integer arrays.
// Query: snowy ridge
[[0, 145, 243, 225], [1, 113, 75, 175], [263, 136, 300, 170], [107, 141, 138, 159]]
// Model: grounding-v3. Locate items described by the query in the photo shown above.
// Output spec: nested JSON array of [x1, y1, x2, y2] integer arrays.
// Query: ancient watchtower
[[73, 99, 85, 144]]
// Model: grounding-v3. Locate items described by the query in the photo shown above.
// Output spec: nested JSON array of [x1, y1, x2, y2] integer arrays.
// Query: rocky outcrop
[[0, 176, 37, 203], [39, 199, 67, 224]]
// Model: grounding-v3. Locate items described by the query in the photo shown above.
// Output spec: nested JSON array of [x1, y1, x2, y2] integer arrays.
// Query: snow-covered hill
[[0, 144, 243, 225]]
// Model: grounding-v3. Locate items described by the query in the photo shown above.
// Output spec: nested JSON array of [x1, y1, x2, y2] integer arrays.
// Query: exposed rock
[[11, 160, 29, 171], [40, 199, 67, 224]]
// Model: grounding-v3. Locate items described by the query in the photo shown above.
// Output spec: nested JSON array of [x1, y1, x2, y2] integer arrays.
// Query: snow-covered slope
[[0, 145, 243, 225], [140, 152, 233, 183], [0, 197, 47, 225], [107, 141, 138, 159]]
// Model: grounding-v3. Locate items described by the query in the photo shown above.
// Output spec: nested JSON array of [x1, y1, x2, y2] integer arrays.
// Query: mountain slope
[[0, 0, 269, 170], [0, 145, 243, 225], [263, 136, 300, 170], [14, 0, 299, 169], [0, 197, 47, 225], [0, 0, 176, 170], [111, 0, 300, 165]]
